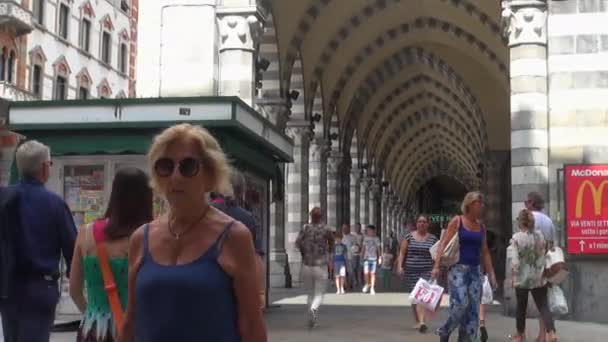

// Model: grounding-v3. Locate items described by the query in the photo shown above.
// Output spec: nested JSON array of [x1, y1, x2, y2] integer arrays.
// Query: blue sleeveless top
[[458, 218, 484, 267], [134, 222, 241, 342]]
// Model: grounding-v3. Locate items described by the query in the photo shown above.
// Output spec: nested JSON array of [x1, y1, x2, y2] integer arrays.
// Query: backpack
[[0, 186, 19, 302]]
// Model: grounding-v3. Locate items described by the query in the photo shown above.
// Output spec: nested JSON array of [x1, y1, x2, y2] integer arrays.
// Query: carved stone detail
[[327, 152, 342, 175], [285, 124, 311, 145], [501, 0, 547, 46], [258, 100, 291, 131], [218, 14, 262, 51]]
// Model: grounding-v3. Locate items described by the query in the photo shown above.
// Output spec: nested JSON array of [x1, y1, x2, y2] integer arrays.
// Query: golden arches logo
[[575, 180, 608, 218]]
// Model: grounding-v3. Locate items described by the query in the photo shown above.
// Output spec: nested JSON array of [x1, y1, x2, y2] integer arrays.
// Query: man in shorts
[[361, 225, 381, 295]]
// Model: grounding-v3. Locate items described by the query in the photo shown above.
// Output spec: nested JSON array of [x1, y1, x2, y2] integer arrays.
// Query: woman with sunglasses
[[118, 124, 267, 342], [433, 191, 497, 342], [396, 214, 437, 333]]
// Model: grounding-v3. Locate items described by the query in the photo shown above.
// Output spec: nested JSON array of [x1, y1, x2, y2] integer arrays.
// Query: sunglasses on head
[[154, 157, 202, 178]]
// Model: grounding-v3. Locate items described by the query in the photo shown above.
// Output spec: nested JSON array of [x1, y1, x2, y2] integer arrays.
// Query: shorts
[[363, 259, 377, 274], [334, 261, 346, 277]]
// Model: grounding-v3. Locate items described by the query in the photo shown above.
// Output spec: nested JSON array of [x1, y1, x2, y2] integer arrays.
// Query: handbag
[[548, 285, 568, 315], [408, 278, 445, 312], [93, 219, 125, 330], [545, 246, 569, 285], [430, 217, 460, 267]]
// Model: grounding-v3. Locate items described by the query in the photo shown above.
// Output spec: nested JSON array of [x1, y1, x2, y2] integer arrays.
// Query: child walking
[[333, 232, 348, 294]]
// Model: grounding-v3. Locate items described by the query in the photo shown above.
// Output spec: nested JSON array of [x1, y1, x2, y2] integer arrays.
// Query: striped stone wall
[[545, 1, 608, 323]]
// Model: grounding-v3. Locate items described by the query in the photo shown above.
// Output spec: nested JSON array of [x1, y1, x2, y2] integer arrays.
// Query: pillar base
[[268, 250, 287, 288]]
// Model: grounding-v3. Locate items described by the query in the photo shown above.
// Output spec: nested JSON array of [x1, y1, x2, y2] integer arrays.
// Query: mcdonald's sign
[[565, 165, 608, 255]]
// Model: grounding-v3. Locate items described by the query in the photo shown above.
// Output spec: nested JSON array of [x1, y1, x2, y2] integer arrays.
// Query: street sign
[[564, 164, 608, 255]]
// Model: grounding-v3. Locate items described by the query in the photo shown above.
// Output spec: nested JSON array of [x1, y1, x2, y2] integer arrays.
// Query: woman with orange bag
[[69, 168, 153, 341]]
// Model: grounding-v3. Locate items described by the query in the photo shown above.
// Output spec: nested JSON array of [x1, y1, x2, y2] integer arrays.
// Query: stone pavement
[[34, 288, 608, 341]]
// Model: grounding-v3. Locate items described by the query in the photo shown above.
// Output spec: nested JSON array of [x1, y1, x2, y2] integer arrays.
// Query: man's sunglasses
[[154, 157, 202, 178]]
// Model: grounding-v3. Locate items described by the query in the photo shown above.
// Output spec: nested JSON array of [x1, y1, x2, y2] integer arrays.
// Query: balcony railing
[[0, 82, 37, 101], [0, 0, 33, 36]]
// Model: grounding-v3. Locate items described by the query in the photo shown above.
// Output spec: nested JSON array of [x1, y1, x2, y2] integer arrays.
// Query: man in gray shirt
[[341, 223, 362, 289]]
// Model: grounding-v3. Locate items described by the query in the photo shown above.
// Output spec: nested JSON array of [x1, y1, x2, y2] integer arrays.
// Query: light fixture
[[256, 58, 270, 71], [312, 113, 322, 122], [329, 132, 339, 140], [287, 90, 299, 101]]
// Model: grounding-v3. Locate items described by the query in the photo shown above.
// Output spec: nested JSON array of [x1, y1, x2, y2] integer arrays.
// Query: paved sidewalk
[[43, 288, 608, 341]]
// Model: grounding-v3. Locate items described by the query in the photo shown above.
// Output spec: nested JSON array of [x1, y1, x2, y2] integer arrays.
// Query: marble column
[[381, 192, 389, 239], [217, 5, 264, 106], [326, 151, 342, 230], [360, 175, 370, 226], [503, 0, 549, 232], [503, 0, 548, 316], [350, 167, 360, 226], [285, 122, 311, 284], [369, 182, 380, 229], [308, 136, 326, 210]]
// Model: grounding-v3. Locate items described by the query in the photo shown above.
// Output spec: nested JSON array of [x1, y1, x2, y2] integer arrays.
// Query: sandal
[[418, 323, 428, 333]]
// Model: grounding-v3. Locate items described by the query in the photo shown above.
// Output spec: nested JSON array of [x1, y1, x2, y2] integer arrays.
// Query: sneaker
[[340, 288, 346, 294], [362, 285, 369, 293], [307, 309, 318, 329], [336, 289, 341, 294], [370, 288, 376, 295], [480, 326, 488, 342]]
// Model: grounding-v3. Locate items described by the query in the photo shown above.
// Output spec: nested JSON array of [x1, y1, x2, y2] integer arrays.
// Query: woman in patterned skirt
[[396, 214, 438, 333]]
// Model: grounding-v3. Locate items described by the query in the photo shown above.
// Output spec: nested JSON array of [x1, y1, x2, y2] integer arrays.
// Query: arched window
[[0, 48, 7, 81], [100, 15, 114, 65], [97, 79, 112, 99], [118, 29, 129, 74], [79, 1, 95, 52], [53, 56, 71, 100], [8, 51, 15, 84], [77, 68, 91, 99], [29, 46, 47, 98]]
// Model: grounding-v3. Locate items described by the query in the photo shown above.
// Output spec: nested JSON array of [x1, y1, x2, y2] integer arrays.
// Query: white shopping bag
[[481, 275, 493, 304], [408, 278, 444, 312], [548, 285, 568, 315], [545, 247, 569, 285]]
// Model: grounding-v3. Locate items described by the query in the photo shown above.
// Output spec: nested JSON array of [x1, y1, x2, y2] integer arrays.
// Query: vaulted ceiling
[[270, 0, 509, 197]]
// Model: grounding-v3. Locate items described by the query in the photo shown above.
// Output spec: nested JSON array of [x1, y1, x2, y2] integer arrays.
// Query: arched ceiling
[[270, 0, 508, 199]]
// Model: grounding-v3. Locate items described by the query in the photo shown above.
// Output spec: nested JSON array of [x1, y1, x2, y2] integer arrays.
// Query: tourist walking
[[361, 225, 381, 295], [118, 123, 266, 342], [396, 214, 438, 333], [69, 167, 153, 341], [333, 232, 347, 294], [510, 209, 558, 342], [340, 224, 361, 290], [296, 207, 334, 328], [433, 191, 497, 342], [525, 191, 557, 342], [380, 231, 397, 291], [1, 140, 77, 342], [347, 223, 364, 289], [211, 169, 266, 311]]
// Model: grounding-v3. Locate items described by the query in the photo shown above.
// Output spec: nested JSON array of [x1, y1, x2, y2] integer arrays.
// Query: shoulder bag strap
[[92, 219, 124, 330]]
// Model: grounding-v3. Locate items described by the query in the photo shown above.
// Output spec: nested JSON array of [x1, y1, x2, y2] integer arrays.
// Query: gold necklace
[[167, 206, 210, 240]]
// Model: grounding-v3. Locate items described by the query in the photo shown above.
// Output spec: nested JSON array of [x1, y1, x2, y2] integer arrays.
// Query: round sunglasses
[[154, 157, 202, 178]]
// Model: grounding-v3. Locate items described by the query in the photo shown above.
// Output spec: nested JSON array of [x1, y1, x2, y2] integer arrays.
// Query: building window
[[79, 86, 89, 99], [0, 49, 6, 81], [55, 75, 67, 100], [579, 0, 600, 12], [119, 43, 128, 73], [551, 1, 577, 14], [7, 51, 15, 84], [33, 0, 45, 25], [32, 65, 43, 98], [549, 36, 575, 55], [80, 19, 91, 52], [58, 3, 70, 40], [101, 31, 111, 64], [120, 0, 130, 13]]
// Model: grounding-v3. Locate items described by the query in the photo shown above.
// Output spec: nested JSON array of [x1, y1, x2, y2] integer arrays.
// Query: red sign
[[565, 165, 608, 254]]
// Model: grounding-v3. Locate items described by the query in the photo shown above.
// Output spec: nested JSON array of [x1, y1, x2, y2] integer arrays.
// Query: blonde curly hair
[[147, 123, 230, 195]]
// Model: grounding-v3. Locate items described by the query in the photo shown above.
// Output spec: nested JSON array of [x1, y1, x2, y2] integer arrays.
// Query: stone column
[[369, 182, 380, 229], [262, 100, 290, 287], [503, 0, 548, 316], [326, 151, 342, 230], [284, 122, 311, 284], [268, 169, 286, 287], [217, 4, 264, 106], [381, 192, 389, 239], [308, 136, 325, 210], [360, 175, 370, 226], [503, 0, 549, 231], [350, 167, 360, 226]]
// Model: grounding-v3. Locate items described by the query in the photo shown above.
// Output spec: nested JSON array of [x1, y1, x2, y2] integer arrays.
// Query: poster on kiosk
[[564, 164, 608, 255]]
